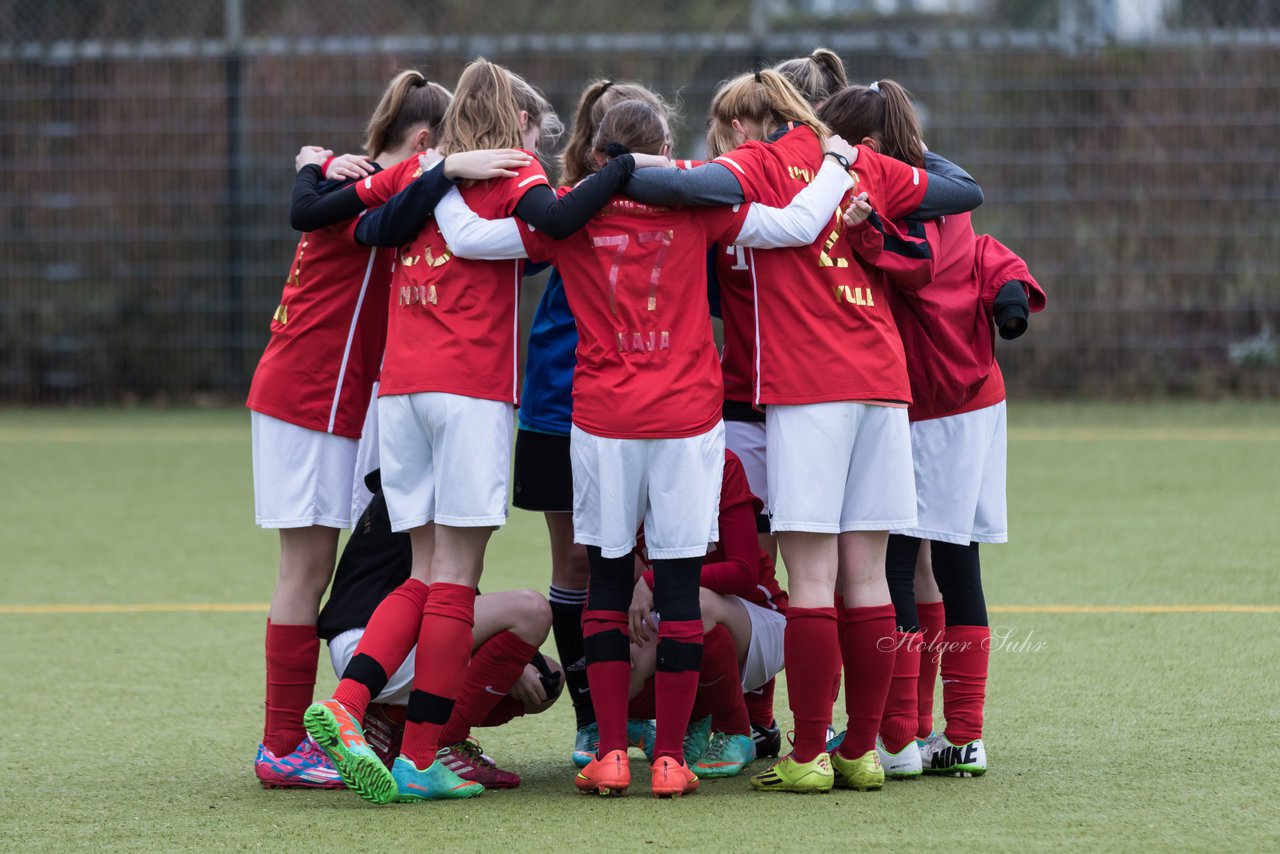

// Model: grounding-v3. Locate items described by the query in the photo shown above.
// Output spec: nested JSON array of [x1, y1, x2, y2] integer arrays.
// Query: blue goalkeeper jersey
[[519, 267, 576, 436]]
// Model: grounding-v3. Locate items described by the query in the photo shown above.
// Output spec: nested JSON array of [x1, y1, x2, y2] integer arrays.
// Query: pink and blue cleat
[[254, 737, 344, 789]]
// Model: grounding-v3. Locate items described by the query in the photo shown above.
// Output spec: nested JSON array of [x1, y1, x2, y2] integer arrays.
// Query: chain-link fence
[[3, 0, 1278, 403]]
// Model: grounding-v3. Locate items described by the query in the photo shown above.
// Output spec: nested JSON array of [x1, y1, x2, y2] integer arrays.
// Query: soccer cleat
[[361, 703, 405, 769], [830, 749, 884, 791], [254, 738, 344, 789], [571, 722, 600, 769], [919, 733, 987, 777], [693, 731, 757, 778], [437, 739, 521, 789], [751, 719, 782, 759], [303, 699, 397, 804], [575, 748, 631, 796], [825, 729, 845, 753], [876, 734, 923, 779], [650, 755, 700, 798], [628, 718, 657, 762], [683, 715, 713, 765], [392, 755, 484, 801], [749, 752, 834, 794]]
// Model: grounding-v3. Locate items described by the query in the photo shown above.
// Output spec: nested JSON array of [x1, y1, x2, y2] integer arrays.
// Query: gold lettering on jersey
[[401, 253, 420, 267], [788, 165, 815, 183], [412, 167, 423, 178], [423, 247, 452, 267], [273, 304, 288, 325], [616, 330, 672, 352], [818, 226, 849, 268], [832, 285, 875, 307], [398, 285, 439, 307]]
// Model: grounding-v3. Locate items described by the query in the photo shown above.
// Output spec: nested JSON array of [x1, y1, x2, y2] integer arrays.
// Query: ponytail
[[817, 78, 925, 167], [363, 69, 452, 159], [874, 80, 925, 167], [773, 47, 848, 108], [707, 68, 829, 158], [561, 79, 669, 184]]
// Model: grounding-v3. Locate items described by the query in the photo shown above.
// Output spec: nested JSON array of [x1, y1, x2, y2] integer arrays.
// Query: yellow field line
[[0, 603, 1276, 615], [989, 604, 1280, 614]]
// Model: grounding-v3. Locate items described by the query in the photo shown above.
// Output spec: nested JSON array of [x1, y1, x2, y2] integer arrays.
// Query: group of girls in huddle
[[245, 46, 1043, 802]]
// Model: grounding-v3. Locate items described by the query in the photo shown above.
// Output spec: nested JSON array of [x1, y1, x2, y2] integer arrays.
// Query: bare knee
[[509, 589, 552, 646]]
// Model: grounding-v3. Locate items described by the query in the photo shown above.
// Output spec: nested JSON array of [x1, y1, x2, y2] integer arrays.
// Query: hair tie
[[869, 80, 881, 94], [599, 80, 613, 93], [605, 142, 631, 157], [754, 70, 763, 83]]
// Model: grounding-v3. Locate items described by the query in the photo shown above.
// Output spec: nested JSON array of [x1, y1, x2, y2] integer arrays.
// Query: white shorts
[[896, 401, 1008, 545], [328, 628, 414, 705], [378, 392, 514, 532], [724, 420, 769, 513], [570, 422, 725, 559], [251, 411, 358, 528], [350, 382, 381, 524], [766, 402, 917, 533], [739, 598, 786, 692]]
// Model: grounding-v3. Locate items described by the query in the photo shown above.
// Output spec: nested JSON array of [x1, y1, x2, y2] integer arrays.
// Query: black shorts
[[512, 428, 573, 512]]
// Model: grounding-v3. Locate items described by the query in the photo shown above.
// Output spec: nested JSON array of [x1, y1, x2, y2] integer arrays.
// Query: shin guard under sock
[[264, 620, 320, 757], [333, 578, 430, 723], [784, 607, 839, 763], [400, 583, 476, 767], [836, 603, 897, 760]]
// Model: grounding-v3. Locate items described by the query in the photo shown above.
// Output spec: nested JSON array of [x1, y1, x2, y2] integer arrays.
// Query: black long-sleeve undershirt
[[293, 153, 636, 247], [511, 153, 636, 239]]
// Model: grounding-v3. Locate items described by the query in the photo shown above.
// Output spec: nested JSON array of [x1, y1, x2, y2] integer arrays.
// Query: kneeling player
[[312, 473, 564, 790], [628, 450, 788, 779]]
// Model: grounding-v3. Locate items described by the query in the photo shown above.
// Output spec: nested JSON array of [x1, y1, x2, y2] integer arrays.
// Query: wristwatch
[[824, 150, 850, 169]]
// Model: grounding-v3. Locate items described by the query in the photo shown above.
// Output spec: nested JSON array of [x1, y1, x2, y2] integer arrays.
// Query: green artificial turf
[[1, 403, 1278, 851]]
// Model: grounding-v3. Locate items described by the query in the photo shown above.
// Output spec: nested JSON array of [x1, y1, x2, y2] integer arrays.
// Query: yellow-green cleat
[[748, 751, 834, 793], [830, 748, 885, 791]]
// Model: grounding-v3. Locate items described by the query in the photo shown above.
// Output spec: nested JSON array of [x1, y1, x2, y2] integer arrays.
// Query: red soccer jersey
[[246, 216, 392, 438], [713, 127, 927, 405], [854, 212, 1046, 421], [356, 153, 550, 402], [714, 242, 757, 403], [641, 450, 788, 613], [520, 194, 746, 439]]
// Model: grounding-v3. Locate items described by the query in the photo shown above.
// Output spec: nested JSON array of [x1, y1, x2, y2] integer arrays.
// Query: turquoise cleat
[[693, 731, 758, 778], [392, 755, 484, 801]]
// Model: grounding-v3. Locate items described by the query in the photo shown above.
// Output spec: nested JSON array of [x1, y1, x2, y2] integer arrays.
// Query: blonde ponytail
[[707, 69, 829, 158], [438, 58, 525, 155]]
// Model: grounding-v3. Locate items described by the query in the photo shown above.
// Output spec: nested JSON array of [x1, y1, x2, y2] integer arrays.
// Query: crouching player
[[627, 450, 788, 780], [313, 472, 564, 790]]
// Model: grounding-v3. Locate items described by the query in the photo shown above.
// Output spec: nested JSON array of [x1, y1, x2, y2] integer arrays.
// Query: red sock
[[263, 620, 320, 757], [583, 608, 631, 755], [744, 677, 776, 727], [940, 625, 989, 743], [916, 601, 946, 738], [628, 677, 656, 719], [832, 595, 847, 704], [332, 579, 429, 723], [654, 619, 703, 762], [478, 695, 526, 728], [784, 607, 839, 763], [700, 626, 750, 736], [836, 603, 896, 760], [438, 630, 538, 745], [400, 583, 475, 767], [879, 630, 922, 752]]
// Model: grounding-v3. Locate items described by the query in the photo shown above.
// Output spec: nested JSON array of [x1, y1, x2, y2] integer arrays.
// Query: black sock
[[549, 584, 593, 728]]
